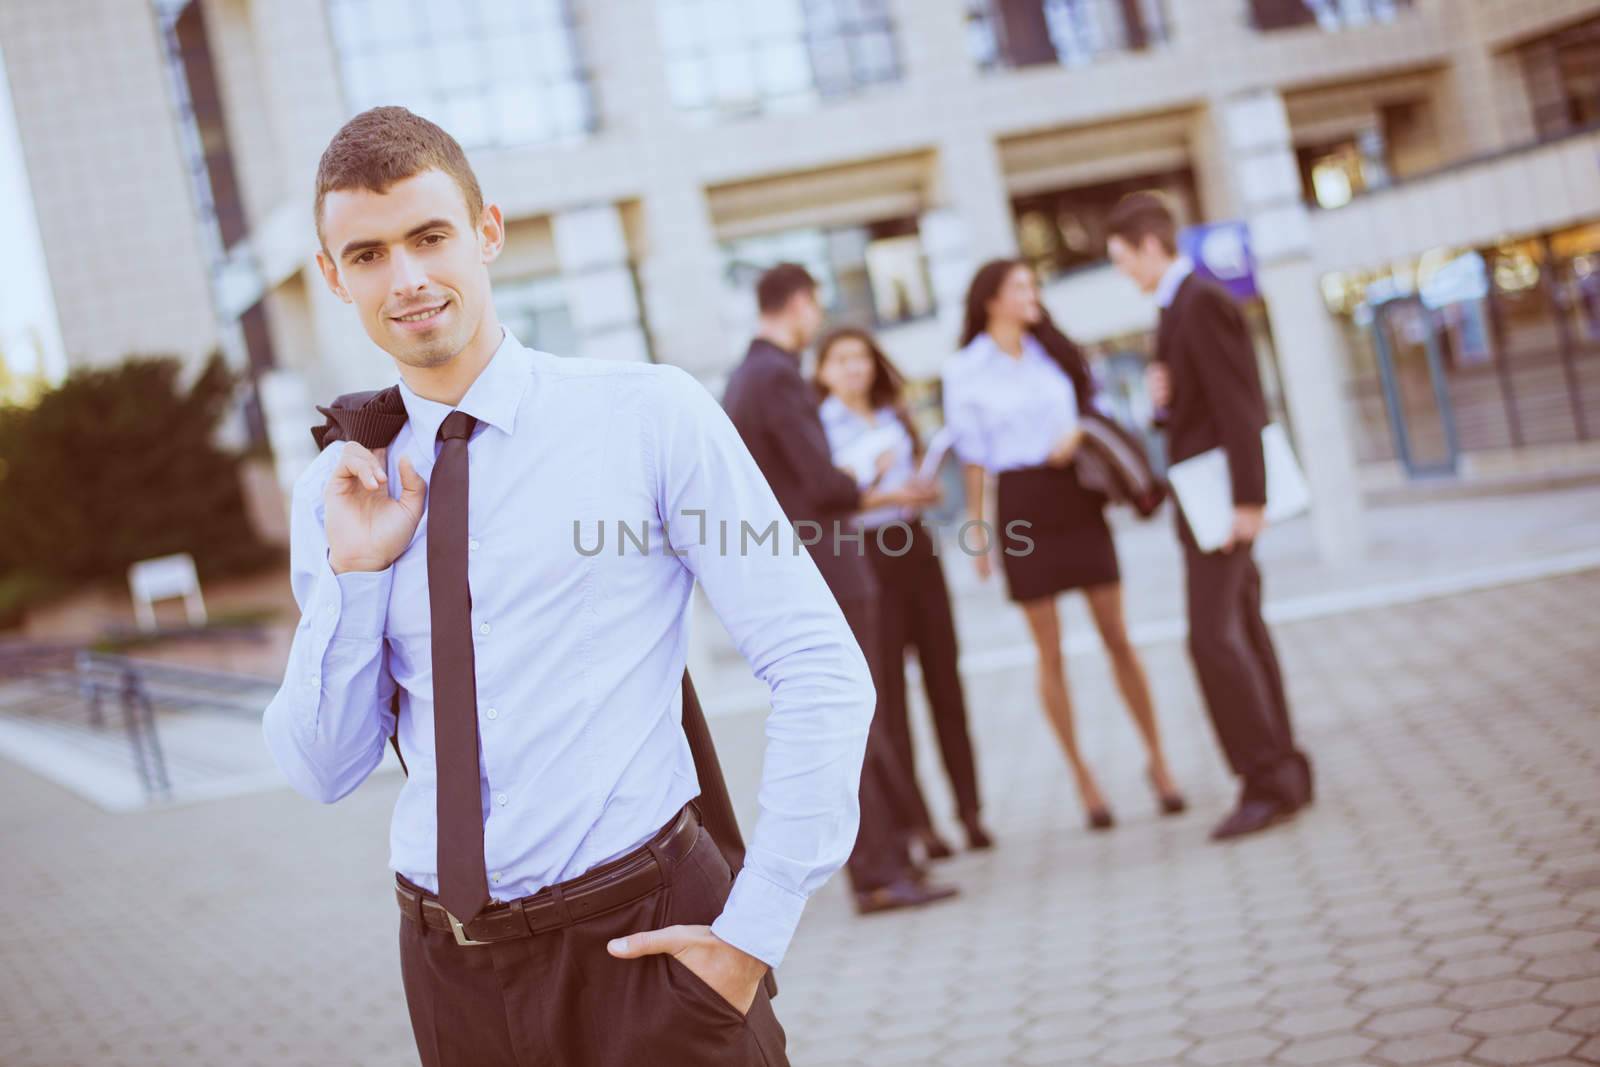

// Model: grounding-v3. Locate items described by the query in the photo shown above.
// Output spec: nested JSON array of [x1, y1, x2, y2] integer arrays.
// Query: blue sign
[[1179, 221, 1258, 302]]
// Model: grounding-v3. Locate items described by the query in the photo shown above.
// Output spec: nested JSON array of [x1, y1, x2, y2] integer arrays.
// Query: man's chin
[[386, 331, 462, 370]]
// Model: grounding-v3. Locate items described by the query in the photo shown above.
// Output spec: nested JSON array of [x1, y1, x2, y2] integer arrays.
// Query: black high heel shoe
[[1086, 807, 1116, 832], [918, 829, 955, 861], [1148, 769, 1188, 816], [960, 816, 995, 851]]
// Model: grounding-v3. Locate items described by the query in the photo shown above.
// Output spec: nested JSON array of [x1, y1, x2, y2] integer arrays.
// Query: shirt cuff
[[323, 552, 393, 640], [709, 865, 808, 970]]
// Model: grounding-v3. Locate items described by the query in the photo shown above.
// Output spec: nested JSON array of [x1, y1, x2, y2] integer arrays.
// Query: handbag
[[1074, 409, 1168, 519]]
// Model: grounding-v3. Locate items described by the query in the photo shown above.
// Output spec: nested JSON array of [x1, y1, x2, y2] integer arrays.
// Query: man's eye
[[420, 233, 445, 246], [354, 250, 380, 264]]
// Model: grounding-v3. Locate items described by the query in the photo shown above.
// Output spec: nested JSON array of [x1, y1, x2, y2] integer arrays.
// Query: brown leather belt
[[396, 805, 700, 947]]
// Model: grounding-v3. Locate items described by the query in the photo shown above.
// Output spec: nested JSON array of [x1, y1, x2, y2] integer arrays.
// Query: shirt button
[[495, 793, 507, 806], [307, 676, 319, 689], [478, 622, 491, 636], [485, 707, 498, 720], [469, 539, 480, 552]]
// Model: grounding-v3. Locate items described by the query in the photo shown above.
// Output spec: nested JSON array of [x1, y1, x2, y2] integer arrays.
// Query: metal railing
[[1248, 0, 1413, 32], [0, 642, 279, 800], [968, 0, 1169, 71]]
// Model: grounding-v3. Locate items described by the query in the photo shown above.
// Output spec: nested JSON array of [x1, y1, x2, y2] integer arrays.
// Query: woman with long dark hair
[[813, 327, 993, 856], [941, 259, 1186, 831]]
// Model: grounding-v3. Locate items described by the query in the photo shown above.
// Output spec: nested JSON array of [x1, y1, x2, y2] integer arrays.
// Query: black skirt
[[994, 464, 1120, 603]]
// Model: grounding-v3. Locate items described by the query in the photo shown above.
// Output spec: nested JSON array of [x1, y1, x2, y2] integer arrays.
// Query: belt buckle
[[447, 910, 491, 948]]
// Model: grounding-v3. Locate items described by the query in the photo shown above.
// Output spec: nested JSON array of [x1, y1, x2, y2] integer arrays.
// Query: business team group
[[722, 191, 1316, 917]]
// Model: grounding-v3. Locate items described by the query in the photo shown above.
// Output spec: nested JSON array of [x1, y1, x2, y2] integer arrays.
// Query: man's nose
[[389, 250, 428, 295]]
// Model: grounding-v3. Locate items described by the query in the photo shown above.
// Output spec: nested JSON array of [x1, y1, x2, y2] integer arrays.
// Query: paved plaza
[[2, 563, 1599, 1065]]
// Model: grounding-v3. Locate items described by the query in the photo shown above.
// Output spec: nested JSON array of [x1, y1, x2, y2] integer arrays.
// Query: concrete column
[[580, 0, 730, 379], [920, 207, 977, 352], [931, 131, 1020, 268], [896, 0, 1016, 283], [246, 0, 349, 209], [552, 204, 651, 363], [1217, 89, 1366, 564], [1429, 0, 1538, 161], [635, 177, 733, 379]]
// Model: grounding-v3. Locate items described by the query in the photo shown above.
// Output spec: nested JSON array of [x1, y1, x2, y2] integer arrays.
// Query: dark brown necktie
[[429, 410, 488, 922]]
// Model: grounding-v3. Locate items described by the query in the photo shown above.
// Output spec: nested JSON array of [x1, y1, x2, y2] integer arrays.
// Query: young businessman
[[262, 107, 876, 1066], [1106, 192, 1314, 841], [721, 265, 961, 915]]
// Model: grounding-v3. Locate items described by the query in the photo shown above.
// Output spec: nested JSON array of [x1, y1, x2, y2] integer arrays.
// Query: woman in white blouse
[[815, 327, 993, 856], [941, 259, 1186, 831]]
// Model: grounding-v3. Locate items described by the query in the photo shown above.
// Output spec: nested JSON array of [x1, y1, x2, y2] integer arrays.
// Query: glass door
[[1371, 296, 1461, 477]]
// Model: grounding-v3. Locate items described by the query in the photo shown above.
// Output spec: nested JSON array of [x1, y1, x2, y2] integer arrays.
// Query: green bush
[[0, 353, 281, 598]]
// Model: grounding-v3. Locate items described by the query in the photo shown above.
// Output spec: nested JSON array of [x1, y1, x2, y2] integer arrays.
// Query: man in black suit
[[722, 263, 959, 913], [1106, 193, 1313, 841]]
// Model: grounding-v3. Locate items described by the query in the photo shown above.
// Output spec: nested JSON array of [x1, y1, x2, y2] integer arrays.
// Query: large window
[[657, 0, 901, 121], [722, 219, 934, 330], [1519, 16, 1600, 142], [967, 0, 1169, 71], [326, 0, 595, 150], [1249, 0, 1412, 32], [494, 275, 578, 356], [1012, 169, 1199, 281]]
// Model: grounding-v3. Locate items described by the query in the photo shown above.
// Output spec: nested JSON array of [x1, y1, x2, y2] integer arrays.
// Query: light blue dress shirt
[[262, 330, 875, 968], [940, 331, 1080, 473], [1155, 255, 1195, 309], [817, 395, 918, 529]]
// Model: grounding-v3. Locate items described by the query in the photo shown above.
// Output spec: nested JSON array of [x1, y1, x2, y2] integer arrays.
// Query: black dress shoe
[[961, 817, 995, 851], [1209, 799, 1291, 841], [855, 877, 961, 916]]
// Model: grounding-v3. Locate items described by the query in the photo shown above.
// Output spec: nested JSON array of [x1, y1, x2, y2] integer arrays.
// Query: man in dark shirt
[[1106, 193, 1313, 841], [723, 264, 959, 914]]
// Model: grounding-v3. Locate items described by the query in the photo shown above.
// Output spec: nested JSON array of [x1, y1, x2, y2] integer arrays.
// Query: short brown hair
[[1104, 191, 1180, 256], [756, 263, 818, 315], [313, 107, 484, 247]]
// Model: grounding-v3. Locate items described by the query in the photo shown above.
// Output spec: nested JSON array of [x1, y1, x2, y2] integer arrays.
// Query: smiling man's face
[[316, 168, 502, 370]]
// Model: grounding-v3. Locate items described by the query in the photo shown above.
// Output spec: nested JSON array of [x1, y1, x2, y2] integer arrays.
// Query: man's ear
[[479, 203, 505, 264], [316, 250, 353, 304]]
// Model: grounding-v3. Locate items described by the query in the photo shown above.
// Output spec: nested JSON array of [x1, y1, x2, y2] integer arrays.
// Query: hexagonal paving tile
[[1507, 929, 1600, 959], [1522, 950, 1600, 982], [1370, 1030, 1477, 1066], [1468, 1029, 1581, 1065], [1275, 1032, 1378, 1065], [1271, 1005, 1371, 1039], [1457, 1001, 1565, 1037], [1360, 1005, 1462, 1038], [1351, 980, 1448, 1012], [1430, 953, 1526, 983], [1182, 1032, 1283, 1067]]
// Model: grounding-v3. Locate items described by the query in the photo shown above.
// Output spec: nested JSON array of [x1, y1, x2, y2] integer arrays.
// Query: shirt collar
[[1155, 255, 1195, 309], [970, 330, 1048, 366], [397, 327, 533, 445]]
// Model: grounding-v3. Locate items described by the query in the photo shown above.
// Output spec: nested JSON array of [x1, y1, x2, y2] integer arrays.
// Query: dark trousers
[[836, 594, 924, 892], [398, 814, 788, 1067], [865, 522, 982, 826], [1181, 530, 1312, 807]]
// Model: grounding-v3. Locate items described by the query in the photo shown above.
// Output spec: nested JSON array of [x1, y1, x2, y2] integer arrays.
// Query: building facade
[[3, 0, 1598, 560]]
